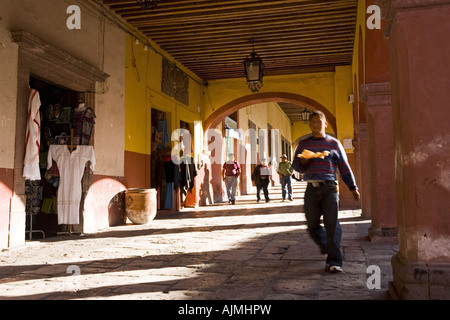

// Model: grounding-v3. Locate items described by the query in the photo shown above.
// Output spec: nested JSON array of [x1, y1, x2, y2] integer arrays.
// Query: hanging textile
[[164, 182, 174, 209], [151, 151, 165, 188], [162, 156, 181, 209], [23, 88, 42, 180], [157, 118, 170, 148], [72, 105, 96, 145], [47, 145, 95, 225], [180, 156, 197, 191], [180, 156, 197, 203]]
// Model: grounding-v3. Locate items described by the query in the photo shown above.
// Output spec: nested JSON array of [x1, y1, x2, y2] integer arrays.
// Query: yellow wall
[[335, 66, 355, 149], [204, 68, 355, 152], [237, 102, 291, 158], [291, 122, 311, 144], [125, 34, 204, 156], [267, 102, 292, 150], [204, 72, 336, 122]]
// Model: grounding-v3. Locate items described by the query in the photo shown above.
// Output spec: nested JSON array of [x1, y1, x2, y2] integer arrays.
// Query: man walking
[[292, 111, 360, 273], [277, 154, 294, 201], [222, 153, 240, 204]]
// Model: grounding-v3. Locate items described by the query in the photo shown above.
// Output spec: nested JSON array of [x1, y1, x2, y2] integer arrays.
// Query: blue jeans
[[280, 175, 293, 200], [304, 181, 343, 267]]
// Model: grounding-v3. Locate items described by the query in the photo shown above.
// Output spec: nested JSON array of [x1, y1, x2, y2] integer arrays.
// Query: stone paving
[[0, 181, 398, 300]]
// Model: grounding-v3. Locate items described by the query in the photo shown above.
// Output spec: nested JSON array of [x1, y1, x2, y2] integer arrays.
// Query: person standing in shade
[[292, 110, 360, 274], [277, 154, 294, 201], [252, 158, 271, 203], [222, 153, 241, 204]]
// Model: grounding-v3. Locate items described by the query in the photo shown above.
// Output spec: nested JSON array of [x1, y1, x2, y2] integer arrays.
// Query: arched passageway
[[204, 92, 336, 134], [200, 91, 338, 205]]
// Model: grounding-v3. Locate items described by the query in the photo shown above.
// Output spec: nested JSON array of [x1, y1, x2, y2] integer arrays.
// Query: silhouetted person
[[252, 158, 270, 203]]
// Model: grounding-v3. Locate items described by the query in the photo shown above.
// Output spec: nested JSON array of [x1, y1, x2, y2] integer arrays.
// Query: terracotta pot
[[125, 188, 157, 225]]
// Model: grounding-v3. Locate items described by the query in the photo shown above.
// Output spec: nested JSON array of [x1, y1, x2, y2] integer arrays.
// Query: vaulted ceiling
[[102, 0, 358, 82]]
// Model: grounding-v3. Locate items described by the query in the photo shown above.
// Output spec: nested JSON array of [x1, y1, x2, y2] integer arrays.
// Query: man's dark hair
[[310, 110, 327, 122]]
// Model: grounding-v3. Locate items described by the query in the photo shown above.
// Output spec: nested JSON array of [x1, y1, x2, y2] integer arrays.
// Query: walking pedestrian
[[252, 158, 271, 203], [292, 110, 360, 273], [222, 153, 240, 204], [277, 154, 294, 201]]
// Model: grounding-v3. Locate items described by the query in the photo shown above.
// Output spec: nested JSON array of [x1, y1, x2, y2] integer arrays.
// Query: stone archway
[[204, 92, 337, 134], [200, 91, 337, 205]]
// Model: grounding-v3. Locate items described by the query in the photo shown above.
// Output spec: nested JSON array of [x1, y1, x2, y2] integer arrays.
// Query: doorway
[[26, 76, 88, 239]]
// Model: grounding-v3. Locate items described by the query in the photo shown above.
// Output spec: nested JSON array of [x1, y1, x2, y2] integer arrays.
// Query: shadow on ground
[[0, 192, 398, 300]]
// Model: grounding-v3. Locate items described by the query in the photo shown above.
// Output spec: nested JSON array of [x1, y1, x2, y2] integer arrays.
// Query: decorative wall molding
[[360, 82, 391, 108], [11, 31, 109, 92]]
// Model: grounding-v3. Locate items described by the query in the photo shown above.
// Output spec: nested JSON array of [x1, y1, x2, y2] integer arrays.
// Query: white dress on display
[[47, 145, 96, 225], [23, 88, 42, 180]]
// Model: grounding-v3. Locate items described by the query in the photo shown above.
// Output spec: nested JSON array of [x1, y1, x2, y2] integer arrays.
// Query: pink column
[[361, 83, 397, 242], [354, 123, 371, 219], [378, 0, 450, 299]]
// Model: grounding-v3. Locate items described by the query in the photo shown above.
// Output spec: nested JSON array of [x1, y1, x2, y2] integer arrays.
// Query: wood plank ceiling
[[103, 0, 357, 81], [102, 0, 357, 122]]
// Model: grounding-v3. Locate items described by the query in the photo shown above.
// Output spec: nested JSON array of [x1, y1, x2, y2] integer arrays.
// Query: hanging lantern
[[243, 50, 264, 93], [301, 108, 311, 123], [136, 0, 160, 9]]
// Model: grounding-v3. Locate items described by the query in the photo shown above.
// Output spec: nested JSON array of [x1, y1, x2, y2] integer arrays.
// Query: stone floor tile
[[170, 273, 229, 291], [0, 182, 398, 300], [271, 278, 321, 295]]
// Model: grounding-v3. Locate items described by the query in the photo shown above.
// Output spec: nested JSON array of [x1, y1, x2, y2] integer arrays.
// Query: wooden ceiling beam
[[172, 45, 354, 62], [147, 23, 355, 43], [162, 36, 354, 55], [116, 0, 356, 21], [196, 65, 341, 80], [129, 7, 356, 28], [102, 0, 358, 80]]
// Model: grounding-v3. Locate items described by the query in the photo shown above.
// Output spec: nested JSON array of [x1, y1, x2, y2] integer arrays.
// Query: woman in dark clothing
[[252, 158, 270, 203]]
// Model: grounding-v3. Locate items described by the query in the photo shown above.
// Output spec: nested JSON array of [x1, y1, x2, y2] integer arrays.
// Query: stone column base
[[368, 226, 398, 243], [389, 252, 450, 299]]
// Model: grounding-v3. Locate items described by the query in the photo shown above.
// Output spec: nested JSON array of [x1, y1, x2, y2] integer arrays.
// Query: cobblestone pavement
[[0, 182, 398, 300]]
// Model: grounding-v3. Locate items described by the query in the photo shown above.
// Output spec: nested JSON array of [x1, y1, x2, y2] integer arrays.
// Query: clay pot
[[125, 188, 157, 225]]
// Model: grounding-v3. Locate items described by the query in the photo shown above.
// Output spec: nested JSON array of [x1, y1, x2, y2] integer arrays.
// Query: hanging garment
[[72, 107, 96, 145], [164, 182, 174, 209], [157, 119, 170, 148], [151, 152, 165, 188], [182, 157, 197, 190], [47, 145, 95, 225], [23, 88, 42, 180], [163, 157, 175, 183], [180, 156, 197, 202]]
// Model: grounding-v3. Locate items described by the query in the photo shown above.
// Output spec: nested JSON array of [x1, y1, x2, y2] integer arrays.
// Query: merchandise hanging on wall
[[180, 155, 197, 205], [23, 88, 42, 181], [156, 112, 169, 149], [47, 145, 96, 225], [72, 101, 96, 145], [151, 109, 171, 209]]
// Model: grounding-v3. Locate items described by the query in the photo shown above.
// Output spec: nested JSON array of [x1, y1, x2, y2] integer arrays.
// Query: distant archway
[[203, 92, 337, 134]]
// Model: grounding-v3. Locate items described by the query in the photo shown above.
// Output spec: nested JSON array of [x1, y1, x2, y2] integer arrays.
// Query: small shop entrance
[[25, 76, 93, 240]]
